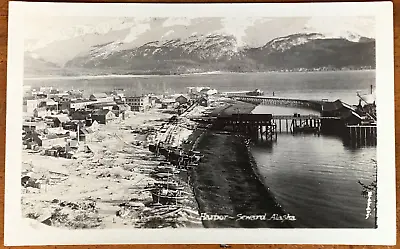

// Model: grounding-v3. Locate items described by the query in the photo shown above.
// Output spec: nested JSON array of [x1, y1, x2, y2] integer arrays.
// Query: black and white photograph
[[5, 1, 395, 246]]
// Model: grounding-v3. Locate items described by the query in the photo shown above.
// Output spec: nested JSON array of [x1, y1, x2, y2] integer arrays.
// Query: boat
[[151, 188, 186, 205], [293, 125, 320, 134]]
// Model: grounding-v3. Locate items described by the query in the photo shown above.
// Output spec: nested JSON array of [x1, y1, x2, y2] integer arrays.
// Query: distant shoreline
[[24, 69, 375, 81]]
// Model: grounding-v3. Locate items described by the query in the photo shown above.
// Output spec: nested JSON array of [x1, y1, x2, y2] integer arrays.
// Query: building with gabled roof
[[89, 93, 114, 103], [175, 95, 189, 105], [322, 99, 356, 117], [91, 109, 116, 124]]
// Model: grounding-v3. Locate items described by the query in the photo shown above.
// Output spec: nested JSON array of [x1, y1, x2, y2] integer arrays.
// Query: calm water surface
[[251, 130, 376, 228], [25, 70, 375, 105]]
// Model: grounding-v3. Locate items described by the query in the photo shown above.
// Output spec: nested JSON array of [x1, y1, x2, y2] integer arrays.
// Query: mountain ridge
[[25, 32, 376, 77]]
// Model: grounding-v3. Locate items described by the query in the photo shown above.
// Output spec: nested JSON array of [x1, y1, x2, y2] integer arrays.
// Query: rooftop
[[90, 93, 108, 99]]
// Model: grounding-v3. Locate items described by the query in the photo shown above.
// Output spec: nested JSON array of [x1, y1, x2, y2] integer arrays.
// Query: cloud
[[122, 23, 151, 43], [218, 17, 268, 46], [305, 16, 375, 39], [24, 16, 138, 50], [162, 17, 192, 27]]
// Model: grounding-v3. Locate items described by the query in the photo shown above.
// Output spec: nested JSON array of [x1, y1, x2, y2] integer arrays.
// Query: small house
[[161, 98, 176, 109], [86, 120, 100, 132], [199, 96, 208, 107], [52, 116, 71, 127], [112, 104, 130, 112], [175, 95, 188, 105], [70, 109, 92, 121], [22, 121, 47, 132], [91, 109, 116, 124], [33, 107, 51, 118], [77, 127, 90, 142], [41, 134, 70, 148]]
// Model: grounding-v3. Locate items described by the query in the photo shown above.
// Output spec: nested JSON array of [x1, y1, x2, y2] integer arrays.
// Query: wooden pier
[[214, 114, 277, 142], [346, 125, 377, 146], [272, 114, 336, 134], [189, 94, 377, 147], [199, 114, 338, 136], [231, 95, 324, 112]]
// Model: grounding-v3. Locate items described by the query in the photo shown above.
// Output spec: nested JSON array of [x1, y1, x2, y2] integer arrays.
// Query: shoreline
[[23, 69, 375, 81], [188, 130, 293, 228], [244, 138, 294, 223], [184, 100, 294, 228]]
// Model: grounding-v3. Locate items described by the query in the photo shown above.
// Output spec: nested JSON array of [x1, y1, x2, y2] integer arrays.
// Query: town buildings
[[22, 89, 133, 158], [126, 96, 151, 112]]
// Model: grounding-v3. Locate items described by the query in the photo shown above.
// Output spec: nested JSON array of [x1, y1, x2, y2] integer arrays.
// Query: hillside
[[25, 33, 376, 77]]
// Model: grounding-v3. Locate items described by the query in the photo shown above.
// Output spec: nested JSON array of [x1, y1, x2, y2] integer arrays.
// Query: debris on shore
[[22, 106, 206, 229]]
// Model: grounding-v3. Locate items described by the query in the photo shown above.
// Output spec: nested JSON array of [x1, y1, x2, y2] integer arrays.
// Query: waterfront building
[[126, 96, 151, 112], [87, 101, 117, 111], [199, 88, 218, 96], [246, 89, 264, 96], [89, 93, 114, 103], [68, 100, 97, 111], [321, 100, 356, 117]]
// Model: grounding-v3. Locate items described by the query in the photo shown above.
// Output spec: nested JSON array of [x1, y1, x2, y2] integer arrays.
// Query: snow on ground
[[21, 108, 202, 229]]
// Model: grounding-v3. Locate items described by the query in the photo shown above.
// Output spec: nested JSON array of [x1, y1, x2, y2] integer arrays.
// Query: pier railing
[[230, 95, 324, 112]]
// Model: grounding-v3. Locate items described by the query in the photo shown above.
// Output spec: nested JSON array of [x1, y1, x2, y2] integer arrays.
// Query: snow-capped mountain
[[25, 26, 375, 76], [260, 33, 326, 52], [65, 34, 247, 74], [60, 32, 374, 74], [71, 34, 240, 65]]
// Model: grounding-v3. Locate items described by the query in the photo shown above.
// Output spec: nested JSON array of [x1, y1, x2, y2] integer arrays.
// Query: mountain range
[[24, 32, 375, 77]]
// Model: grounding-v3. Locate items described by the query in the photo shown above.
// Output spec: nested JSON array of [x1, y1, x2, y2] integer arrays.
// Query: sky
[[24, 16, 375, 52]]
